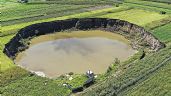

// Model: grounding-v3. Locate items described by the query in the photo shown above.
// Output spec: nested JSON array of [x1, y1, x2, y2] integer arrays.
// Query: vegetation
[[1, 75, 71, 96], [79, 44, 171, 96], [152, 23, 171, 43], [99, 9, 168, 26], [28, 0, 123, 5], [1, 0, 171, 95], [1, 4, 93, 26], [125, 0, 171, 10], [143, 0, 171, 4], [0, 35, 15, 71], [0, 66, 30, 87], [121, 60, 171, 96], [1, 7, 124, 33]]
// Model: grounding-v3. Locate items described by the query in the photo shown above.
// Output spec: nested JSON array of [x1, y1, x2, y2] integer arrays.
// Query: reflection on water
[[15, 37, 136, 78]]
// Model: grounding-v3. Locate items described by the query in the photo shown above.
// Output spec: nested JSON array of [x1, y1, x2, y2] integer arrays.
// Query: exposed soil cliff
[[3, 18, 165, 59]]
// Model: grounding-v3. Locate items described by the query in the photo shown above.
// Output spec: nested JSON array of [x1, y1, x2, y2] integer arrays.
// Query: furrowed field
[[143, 0, 171, 4], [1, 0, 171, 96], [152, 23, 171, 43], [122, 60, 171, 96]]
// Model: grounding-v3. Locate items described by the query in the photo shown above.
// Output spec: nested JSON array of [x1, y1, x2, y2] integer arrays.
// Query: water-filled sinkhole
[[15, 30, 137, 78]]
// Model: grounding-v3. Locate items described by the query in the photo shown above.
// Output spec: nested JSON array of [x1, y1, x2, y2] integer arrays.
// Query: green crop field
[[1, 0, 171, 95], [152, 23, 171, 43], [1, 7, 125, 33], [122, 61, 171, 96], [126, 0, 171, 10], [99, 9, 168, 26], [143, 0, 171, 4]]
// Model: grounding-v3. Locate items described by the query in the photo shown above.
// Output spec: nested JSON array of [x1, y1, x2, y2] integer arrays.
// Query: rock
[[34, 71, 46, 77]]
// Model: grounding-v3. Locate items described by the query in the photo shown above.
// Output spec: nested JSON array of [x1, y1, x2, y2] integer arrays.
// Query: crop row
[[1, 7, 125, 33], [143, 0, 171, 4], [125, 2, 171, 14], [152, 23, 171, 43], [28, 0, 122, 5], [122, 59, 171, 96], [1, 4, 92, 24], [80, 45, 171, 95], [125, 0, 171, 10]]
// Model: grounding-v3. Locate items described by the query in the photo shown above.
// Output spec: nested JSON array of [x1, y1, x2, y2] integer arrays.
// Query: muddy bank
[[3, 18, 165, 59]]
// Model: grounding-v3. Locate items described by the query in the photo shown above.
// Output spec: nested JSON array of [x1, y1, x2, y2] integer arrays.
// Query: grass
[[1, 3, 95, 26], [1, 0, 171, 96], [0, 35, 15, 71], [125, 0, 171, 10], [55, 74, 88, 88], [152, 23, 171, 43], [1, 7, 123, 33], [143, 0, 171, 4], [124, 2, 171, 14], [122, 59, 171, 96], [1, 4, 89, 22], [79, 44, 171, 96], [28, 0, 122, 5], [1, 75, 71, 96], [98, 9, 168, 26]]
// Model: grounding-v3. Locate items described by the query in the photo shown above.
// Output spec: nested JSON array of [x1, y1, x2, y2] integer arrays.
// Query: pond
[[15, 30, 136, 78]]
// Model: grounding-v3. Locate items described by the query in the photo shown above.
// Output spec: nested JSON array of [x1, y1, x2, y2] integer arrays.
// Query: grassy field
[[124, 2, 171, 14], [126, 0, 171, 10], [152, 23, 171, 43], [1, 75, 71, 96], [0, 35, 15, 71], [78, 43, 171, 96], [122, 61, 171, 96], [1, 7, 124, 33], [1, 2, 94, 26], [99, 9, 168, 26], [143, 0, 171, 4], [1, 4, 92, 23], [28, 0, 122, 5], [1, 0, 171, 95]]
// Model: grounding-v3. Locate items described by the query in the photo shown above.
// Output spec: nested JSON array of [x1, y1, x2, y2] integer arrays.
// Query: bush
[[160, 11, 166, 14], [68, 72, 74, 75], [107, 66, 112, 73], [115, 4, 119, 7]]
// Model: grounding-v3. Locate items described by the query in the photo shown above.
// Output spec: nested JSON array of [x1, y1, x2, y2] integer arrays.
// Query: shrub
[[115, 4, 119, 7], [68, 72, 74, 75], [107, 66, 112, 73], [160, 11, 166, 14]]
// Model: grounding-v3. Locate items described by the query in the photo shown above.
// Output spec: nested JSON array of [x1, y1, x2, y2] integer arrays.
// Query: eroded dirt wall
[[3, 18, 165, 59]]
